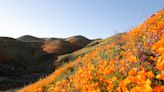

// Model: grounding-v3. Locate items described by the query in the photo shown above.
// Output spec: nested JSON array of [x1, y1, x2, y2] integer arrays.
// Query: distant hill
[[65, 35, 91, 48], [17, 35, 44, 42], [0, 37, 20, 42]]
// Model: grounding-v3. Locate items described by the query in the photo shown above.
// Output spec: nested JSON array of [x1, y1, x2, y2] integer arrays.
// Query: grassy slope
[[19, 9, 164, 92], [55, 33, 123, 66]]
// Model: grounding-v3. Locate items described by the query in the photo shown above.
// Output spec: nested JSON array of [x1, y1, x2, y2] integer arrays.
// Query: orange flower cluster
[[152, 34, 164, 81], [19, 9, 164, 92]]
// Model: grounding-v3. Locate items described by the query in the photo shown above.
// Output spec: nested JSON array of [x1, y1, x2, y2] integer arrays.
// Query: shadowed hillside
[[0, 35, 92, 91], [0, 37, 20, 42]]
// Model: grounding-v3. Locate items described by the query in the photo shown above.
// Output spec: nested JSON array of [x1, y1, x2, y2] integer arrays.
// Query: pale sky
[[0, 0, 163, 39]]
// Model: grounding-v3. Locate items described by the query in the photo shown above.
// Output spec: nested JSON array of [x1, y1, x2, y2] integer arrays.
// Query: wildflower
[[128, 68, 137, 76], [146, 71, 154, 78]]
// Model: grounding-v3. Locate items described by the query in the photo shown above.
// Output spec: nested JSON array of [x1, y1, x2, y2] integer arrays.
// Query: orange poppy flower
[[147, 71, 155, 78], [128, 68, 137, 76], [153, 86, 164, 92]]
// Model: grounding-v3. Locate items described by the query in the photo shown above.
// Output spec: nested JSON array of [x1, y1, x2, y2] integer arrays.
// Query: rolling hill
[[0, 35, 92, 91], [17, 35, 44, 42]]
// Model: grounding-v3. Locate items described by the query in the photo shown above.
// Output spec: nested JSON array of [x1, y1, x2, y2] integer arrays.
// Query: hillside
[[65, 35, 91, 49], [43, 39, 74, 54], [19, 9, 164, 92], [0, 35, 91, 91]]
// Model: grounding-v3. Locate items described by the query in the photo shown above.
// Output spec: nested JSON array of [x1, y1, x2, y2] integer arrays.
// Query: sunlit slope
[[19, 9, 164, 92]]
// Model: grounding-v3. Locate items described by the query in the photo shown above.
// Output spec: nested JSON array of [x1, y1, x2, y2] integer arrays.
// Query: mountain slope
[[19, 9, 164, 92]]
